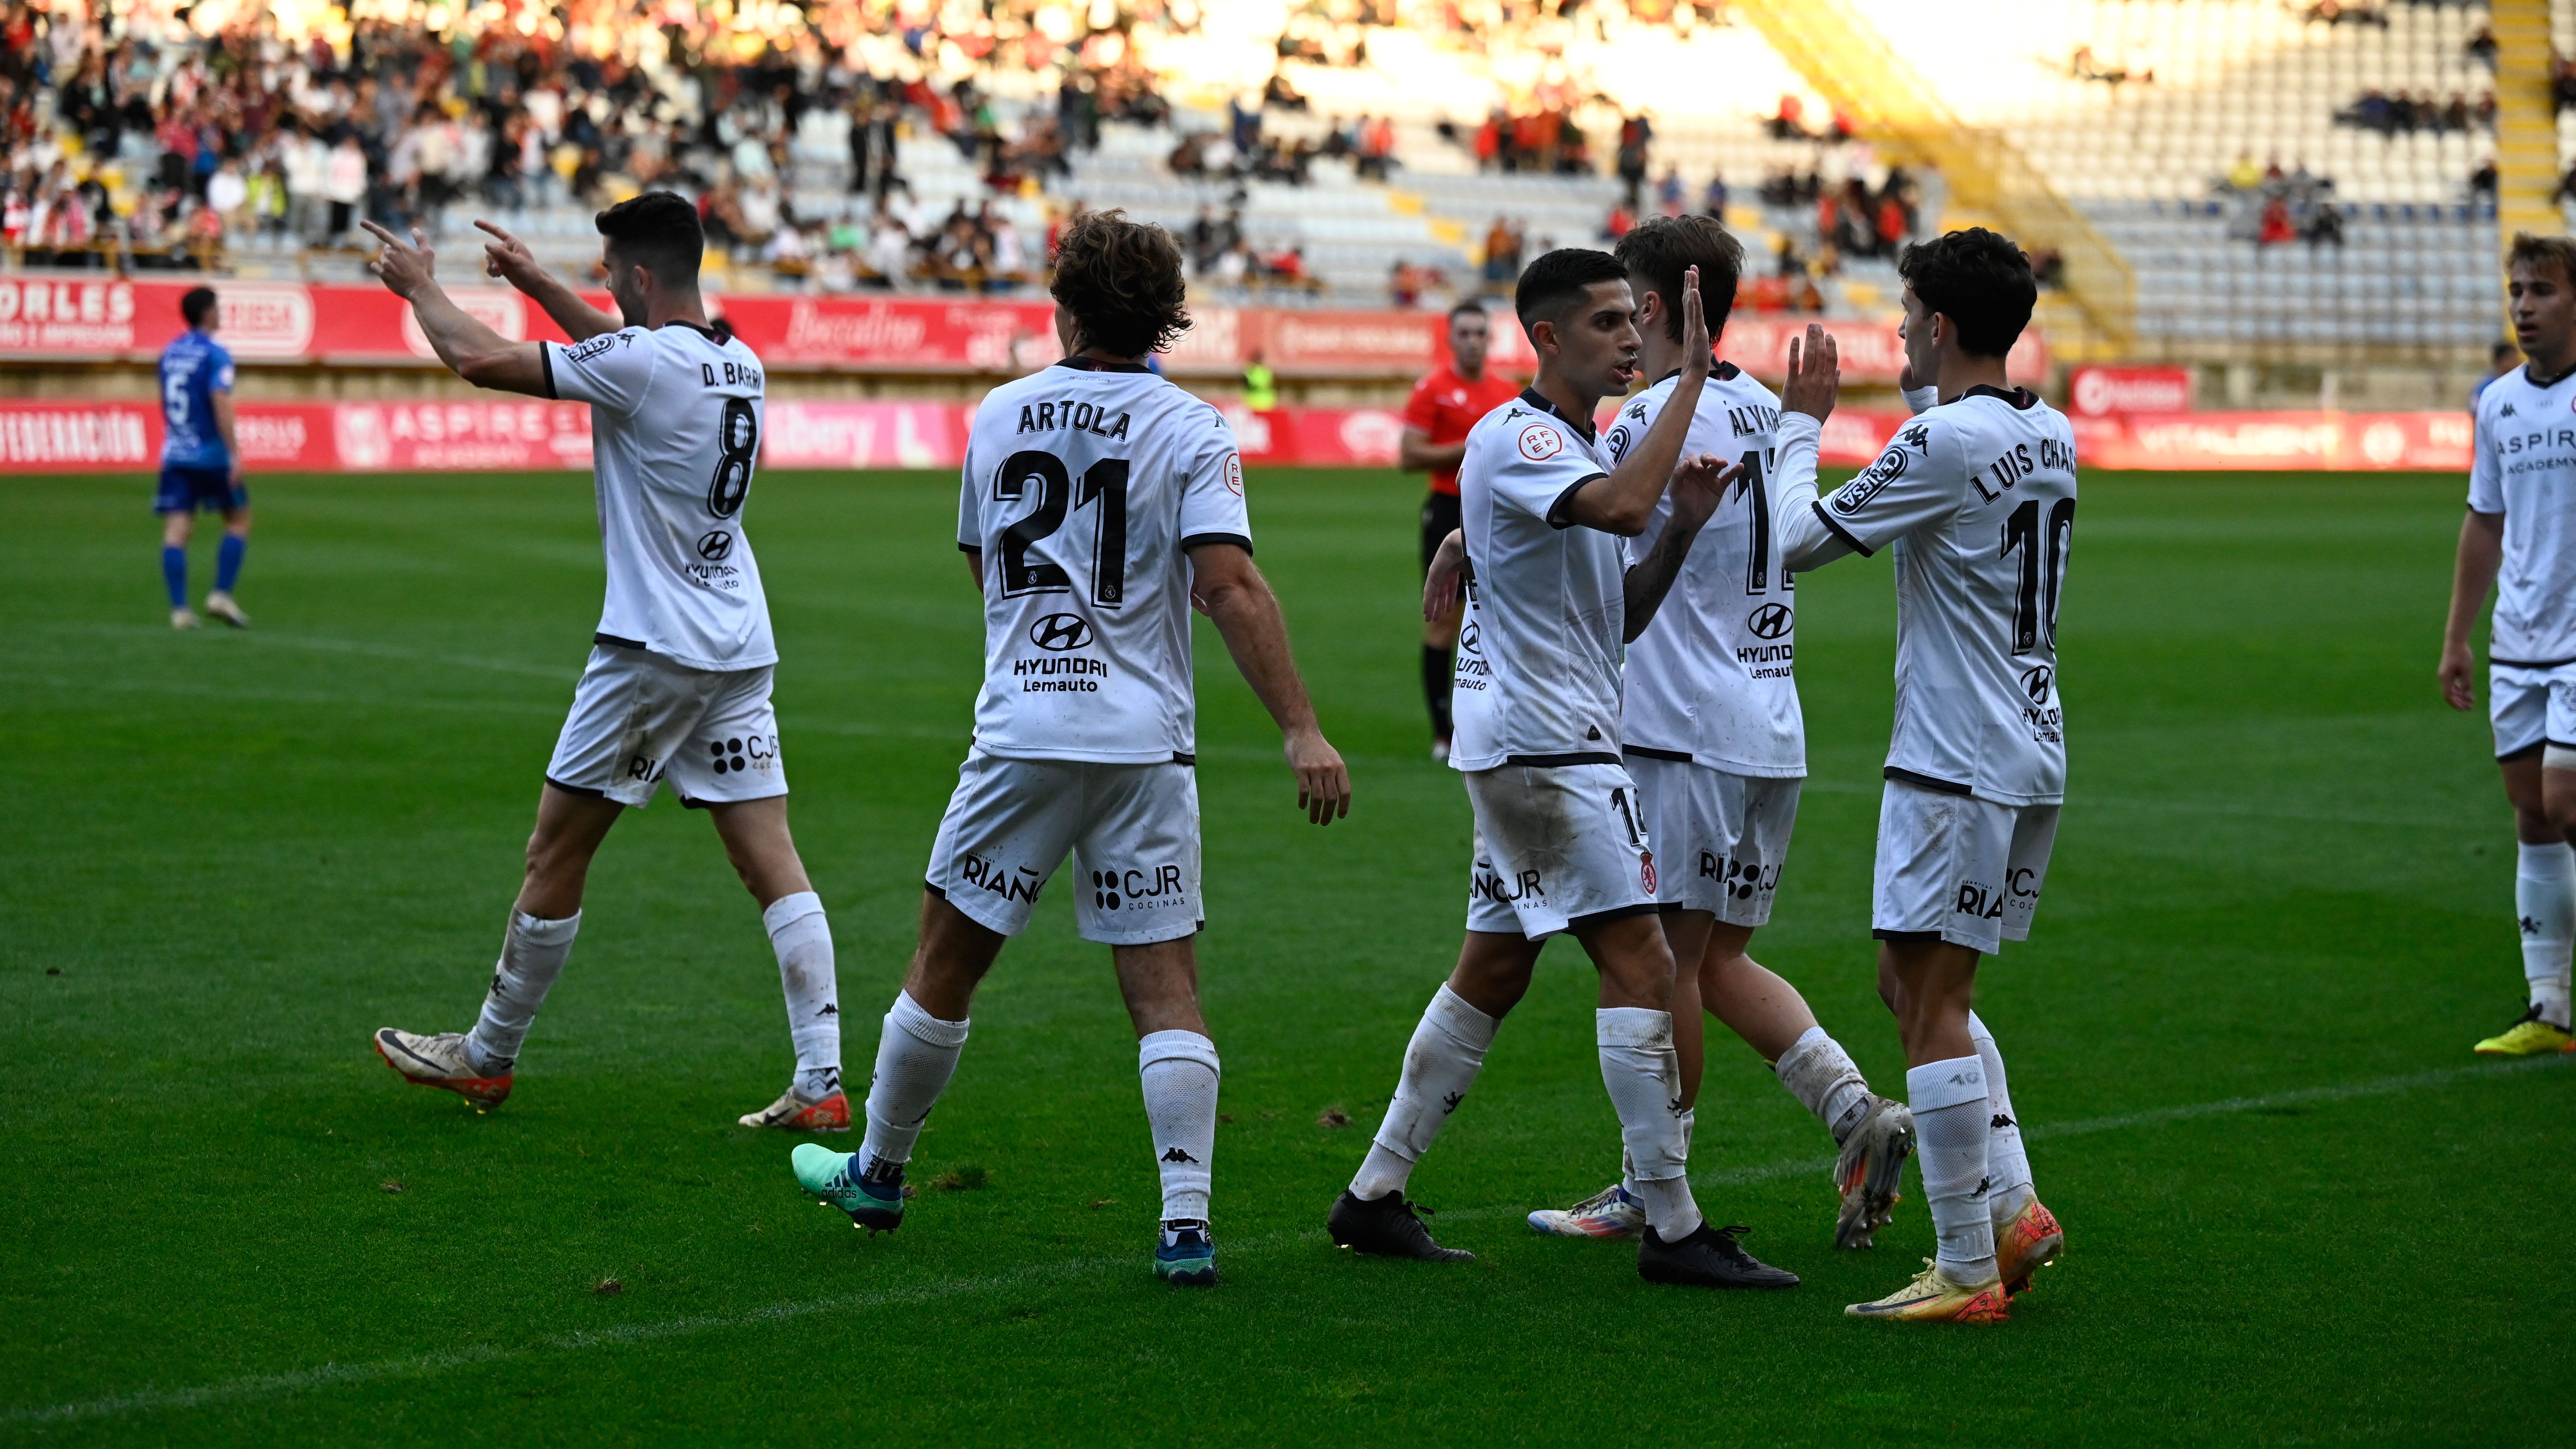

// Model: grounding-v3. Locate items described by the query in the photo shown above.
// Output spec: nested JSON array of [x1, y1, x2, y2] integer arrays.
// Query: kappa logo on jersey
[[960, 852, 1044, 904], [1092, 864, 1186, 912], [707, 733, 775, 775], [1029, 613, 1094, 651], [2020, 664, 2055, 706], [1746, 602, 1793, 640], [1224, 453, 1245, 496], [1517, 424, 1564, 462], [2501, 402, 2518, 417], [1625, 399, 1649, 422], [696, 530, 733, 561]]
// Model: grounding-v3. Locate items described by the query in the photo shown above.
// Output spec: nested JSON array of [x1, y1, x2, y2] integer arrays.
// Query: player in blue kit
[[155, 287, 252, 630]]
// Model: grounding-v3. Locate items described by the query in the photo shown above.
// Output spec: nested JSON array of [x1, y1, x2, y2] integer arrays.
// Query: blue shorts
[[154, 465, 245, 515]]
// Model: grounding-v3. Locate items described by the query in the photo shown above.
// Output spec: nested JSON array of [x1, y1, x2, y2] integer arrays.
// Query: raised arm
[[363, 222, 550, 397], [1188, 541, 1351, 825], [1561, 264, 1713, 536], [2439, 509, 2504, 711], [1768, 323, 1860, 572], [478, 220, 623, 342], [1620, 454, 1738, 641]]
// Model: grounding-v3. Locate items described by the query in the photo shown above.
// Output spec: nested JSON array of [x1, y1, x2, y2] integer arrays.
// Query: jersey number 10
[[2001, 496, 2075, 653], [995, 449, 1130, 607]]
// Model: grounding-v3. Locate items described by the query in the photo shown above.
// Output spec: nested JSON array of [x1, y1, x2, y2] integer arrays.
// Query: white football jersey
[[1812, 386, 2076, 806], [542, 322, 774, 671], [1608, 362, 1803, 778], [2468, 366, 2576, 667], [957, 358, 1250, 764], [1451, 389, 1624, 772]]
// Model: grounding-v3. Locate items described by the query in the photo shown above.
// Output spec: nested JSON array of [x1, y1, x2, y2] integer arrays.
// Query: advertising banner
[[2067, 365, 2194, 417]]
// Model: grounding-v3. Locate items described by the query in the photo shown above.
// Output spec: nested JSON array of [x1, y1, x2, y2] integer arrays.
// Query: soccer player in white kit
[[358, 196, 849, 1133], [790, 212, 1351, 1288], [2441, 233, 2576, 1058], [1328, 248, 1800, 1290], [1511, 216, 1917, 1251], [1766, 230, 2071, 1323]]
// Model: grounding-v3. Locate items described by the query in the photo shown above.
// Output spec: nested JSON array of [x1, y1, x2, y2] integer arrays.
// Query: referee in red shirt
[[1399, 301, 1521, 761]]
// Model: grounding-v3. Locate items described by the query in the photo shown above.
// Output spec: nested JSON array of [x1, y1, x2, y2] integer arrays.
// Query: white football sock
[[1909, 1056, 1997, 1283], [1349, 985, 1496, 1201], [1138, 1030, 1221, 1222], [1598, 1007, 1702, 1239], [857, 991, 969, 1177], [1620, 1107, 1694, 1201], [1774, 1026, 1874, 1144], [2516, 841, 2575, 1029], [762, 892, 842, 1100], [464, 910, 581, 1075], [1966, 1012, 2033, 1225]]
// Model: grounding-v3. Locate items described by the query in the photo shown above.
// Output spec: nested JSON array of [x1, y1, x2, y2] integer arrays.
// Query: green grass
[[2, 464, 2567, 1446]]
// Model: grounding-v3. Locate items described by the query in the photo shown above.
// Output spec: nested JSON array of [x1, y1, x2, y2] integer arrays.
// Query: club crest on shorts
[[1517, 424, 1562, 462], [1640, 849, 1657, 894]]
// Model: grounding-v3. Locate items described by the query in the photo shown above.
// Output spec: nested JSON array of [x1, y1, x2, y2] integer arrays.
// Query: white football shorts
[[2487, 660, 2576, 762], [545, 641, 786, 809], [1461, 760, 1661, 940], [1624, 753, 1802, 926], [1872, 778, 2059, 956], [925, 749, 1203, 946]]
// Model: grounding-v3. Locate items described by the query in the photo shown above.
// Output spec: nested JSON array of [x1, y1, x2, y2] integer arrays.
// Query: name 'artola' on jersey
[[1011, 395, 1137, 442]]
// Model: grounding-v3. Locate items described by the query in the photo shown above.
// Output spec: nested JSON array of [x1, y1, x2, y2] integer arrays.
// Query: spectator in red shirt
[[1398, 300, 1521, 758]]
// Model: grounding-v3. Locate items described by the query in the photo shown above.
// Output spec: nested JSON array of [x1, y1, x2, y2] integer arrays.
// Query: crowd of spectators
[[2334, 87, 2495, 136], [2220, 155, 2346, 247], [0, 0, 1193, 270]]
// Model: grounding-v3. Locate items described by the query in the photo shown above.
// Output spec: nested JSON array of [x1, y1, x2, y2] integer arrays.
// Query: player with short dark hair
[[2441, 232, 2576, 1057], [1400, 299, 1520, 759], [788, 209, 1351, 1288], [358, 195, 850, 1135], [1328, 248, 1800, 1291], [1768, 227, 2071, 1322], [1520, 215, 1917, 1251], [155, 286, 250, 629]]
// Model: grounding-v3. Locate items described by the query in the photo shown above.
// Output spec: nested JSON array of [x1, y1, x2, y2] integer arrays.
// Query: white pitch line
[[4, 1054, 2567, 1427]]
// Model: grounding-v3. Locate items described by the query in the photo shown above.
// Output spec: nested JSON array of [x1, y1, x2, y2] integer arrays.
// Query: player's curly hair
[[2509, 233, 2576, 288], [1898, 228, 2036, 359], [1050, 209, 1192, 358]]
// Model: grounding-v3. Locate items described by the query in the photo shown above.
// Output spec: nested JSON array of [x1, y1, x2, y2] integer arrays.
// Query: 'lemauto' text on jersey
[[1608, 362, 1802, 777], [543, 322, 775, 671], [159, 328, 236, 470], [1451, 388, 1623, 772], [1816, 385, 2076, 805], [2468, 365, 2576, 667], [958, 358, 1251, 764]]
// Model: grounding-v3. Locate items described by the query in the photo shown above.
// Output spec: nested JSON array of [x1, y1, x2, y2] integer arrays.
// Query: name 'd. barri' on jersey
[[699, 359, 764, 391], [1013, 399, 1134, 440]]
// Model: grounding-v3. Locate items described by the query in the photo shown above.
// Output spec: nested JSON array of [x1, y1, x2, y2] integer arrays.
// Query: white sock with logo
[[762, 892, 842, 1100], [464, 910, 582, 1075], [1966, 1012, 2034, 1227], [1908, 1056, 1998, 1284], [1350, 985, 1497, 1201], [1774, 1026, 1874, 1144], [1138, 1030, 1221, 1222], [2516, 841, 2575, 1029], [1598, 1007, 1702, 1240], [857, 991, 969, 1178]]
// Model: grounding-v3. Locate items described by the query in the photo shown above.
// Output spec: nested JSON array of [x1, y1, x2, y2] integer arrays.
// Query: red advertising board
[[0, 273, 2044, 383], [2067, 365, 2193, 417], [0, 397, 2475, 475]]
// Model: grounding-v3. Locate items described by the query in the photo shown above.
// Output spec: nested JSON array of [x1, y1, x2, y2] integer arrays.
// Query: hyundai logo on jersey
[[1030, 613, 1095, 651]]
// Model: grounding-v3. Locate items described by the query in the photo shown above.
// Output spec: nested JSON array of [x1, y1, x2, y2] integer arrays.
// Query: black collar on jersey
[[1961, 382, 2040, 410], [1516, 386, 1598, 443], [1055, 355, 1153, 374], [2524, 359, 2576, 390], [662, 319, 725, 341], [1653, 359, 1742, 387]]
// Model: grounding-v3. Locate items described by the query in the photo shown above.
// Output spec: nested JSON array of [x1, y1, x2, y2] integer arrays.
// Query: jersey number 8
[[995, 448, 1130, 607], [706, 397, 759, 519]]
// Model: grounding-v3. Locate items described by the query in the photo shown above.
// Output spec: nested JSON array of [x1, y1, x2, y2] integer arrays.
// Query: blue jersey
[[158, 329, 235, 469]]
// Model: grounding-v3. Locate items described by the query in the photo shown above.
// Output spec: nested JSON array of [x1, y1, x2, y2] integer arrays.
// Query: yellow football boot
[[1996, 1197, 2064, 1297], [1845, 1259, 2010, 1324], [2472, 1006, 2574, 1057]]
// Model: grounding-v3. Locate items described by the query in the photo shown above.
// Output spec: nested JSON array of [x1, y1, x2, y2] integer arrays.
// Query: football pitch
[[5, 463, 2570, 1445]]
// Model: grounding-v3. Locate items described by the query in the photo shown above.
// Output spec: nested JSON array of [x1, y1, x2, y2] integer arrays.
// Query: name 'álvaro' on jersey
[[957, 356, 1251, 763], [540, 321, 774, 670], [1814, 385, 2076, 805]]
